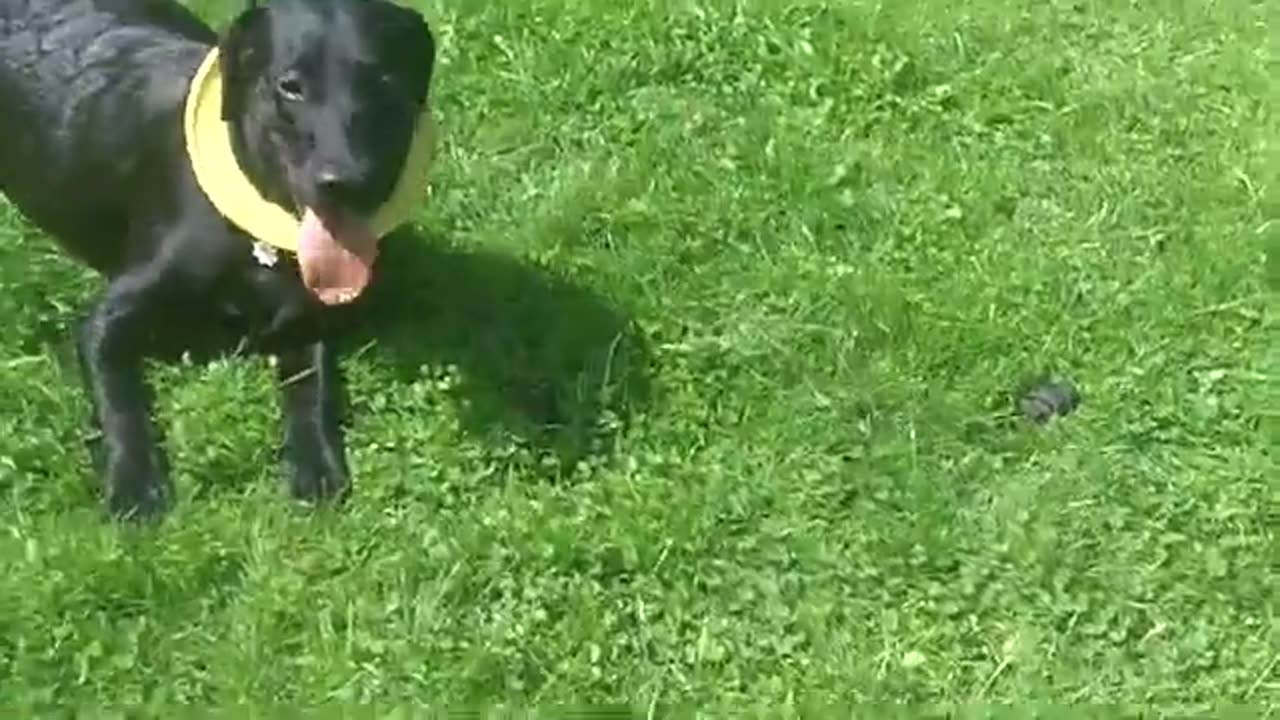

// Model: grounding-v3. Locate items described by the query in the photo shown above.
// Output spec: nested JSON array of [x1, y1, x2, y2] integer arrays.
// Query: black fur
[[0, 0, 436, 520]]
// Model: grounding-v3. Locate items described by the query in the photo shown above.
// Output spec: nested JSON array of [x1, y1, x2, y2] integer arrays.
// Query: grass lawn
[[0, 0, 1275, 708]]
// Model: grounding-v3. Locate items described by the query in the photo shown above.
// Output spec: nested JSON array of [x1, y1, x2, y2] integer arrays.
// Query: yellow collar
[[183, 48, 437, 253]]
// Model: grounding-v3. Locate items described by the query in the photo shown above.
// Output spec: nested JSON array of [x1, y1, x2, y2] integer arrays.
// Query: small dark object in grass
[[1019, 379, 1080, 424]]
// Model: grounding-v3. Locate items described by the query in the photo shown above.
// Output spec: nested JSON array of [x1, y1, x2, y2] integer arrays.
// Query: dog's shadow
[[344, 227, 653, 471]]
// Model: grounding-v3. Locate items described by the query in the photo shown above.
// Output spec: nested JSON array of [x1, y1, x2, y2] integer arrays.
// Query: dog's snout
[[315, 168, 365, 207], [317, 168, 357, 191]]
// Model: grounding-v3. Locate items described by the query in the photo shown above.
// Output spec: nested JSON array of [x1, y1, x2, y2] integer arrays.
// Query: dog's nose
[[317, 170, 353, 191], [315, 169, 364, 207]]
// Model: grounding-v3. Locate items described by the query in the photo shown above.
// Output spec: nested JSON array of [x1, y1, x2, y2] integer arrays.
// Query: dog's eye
[[276, 74, 305, 101]]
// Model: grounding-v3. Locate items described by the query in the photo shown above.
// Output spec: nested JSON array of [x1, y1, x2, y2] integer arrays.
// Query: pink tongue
[[297, 208, 378, 305]]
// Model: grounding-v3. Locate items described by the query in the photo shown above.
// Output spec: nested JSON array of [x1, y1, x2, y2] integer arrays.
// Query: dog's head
[[218, 0, 435, 304]]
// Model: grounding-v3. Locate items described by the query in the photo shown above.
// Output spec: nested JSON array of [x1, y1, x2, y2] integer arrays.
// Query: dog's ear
[[371, 2, 435, 106], [218, 7, 269, 120]]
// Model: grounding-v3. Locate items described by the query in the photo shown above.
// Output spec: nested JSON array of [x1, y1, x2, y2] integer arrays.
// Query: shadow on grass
[[11, 223, 654, 481], [343, 227, 654, 472]]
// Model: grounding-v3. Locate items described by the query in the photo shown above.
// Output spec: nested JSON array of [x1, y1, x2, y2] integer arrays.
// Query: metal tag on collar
[[252, 240, 279, 267]]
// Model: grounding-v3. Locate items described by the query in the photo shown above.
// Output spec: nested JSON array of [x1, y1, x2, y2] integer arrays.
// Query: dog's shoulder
[[72, 0, 215, 43], [1, 0, 214, 43], [102, 0, 216, 43]]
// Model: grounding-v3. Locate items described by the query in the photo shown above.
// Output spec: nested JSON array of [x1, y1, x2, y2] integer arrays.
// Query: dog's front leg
[[77, 280, 173, 521], [276, 340, 351, 503]]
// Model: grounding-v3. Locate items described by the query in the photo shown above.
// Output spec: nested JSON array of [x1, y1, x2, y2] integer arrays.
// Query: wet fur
[[0, 0, 435, 519]]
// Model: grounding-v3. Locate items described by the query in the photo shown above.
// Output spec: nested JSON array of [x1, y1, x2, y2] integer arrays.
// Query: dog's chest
[[212, 250, 328, 350]]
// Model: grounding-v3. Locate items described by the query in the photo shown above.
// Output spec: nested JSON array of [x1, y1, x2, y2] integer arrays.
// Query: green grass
[[0, 0, 1275, 708]]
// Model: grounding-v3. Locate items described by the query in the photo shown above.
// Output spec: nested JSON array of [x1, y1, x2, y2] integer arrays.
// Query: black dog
[[0, 0, 436, 519]]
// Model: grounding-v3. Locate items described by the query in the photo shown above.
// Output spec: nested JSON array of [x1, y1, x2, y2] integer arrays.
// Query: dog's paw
[[284, 457, 351, 505], [104, 464, 174, 522]]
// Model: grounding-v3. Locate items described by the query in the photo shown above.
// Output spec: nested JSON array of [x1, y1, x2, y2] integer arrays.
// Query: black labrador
[[0, 0, 436, 519]]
